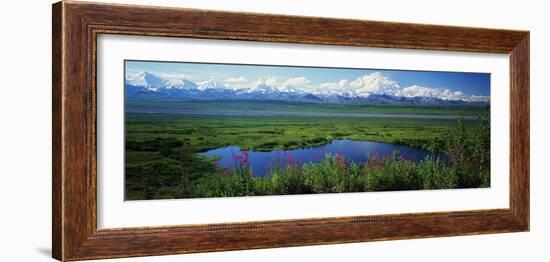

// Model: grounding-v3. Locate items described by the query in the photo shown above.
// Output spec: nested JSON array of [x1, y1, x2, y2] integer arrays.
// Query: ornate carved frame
[[52, 1, 529, 261]]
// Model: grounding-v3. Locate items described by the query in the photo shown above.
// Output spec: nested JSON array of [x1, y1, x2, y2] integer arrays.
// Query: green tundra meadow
[[124, 101, 490, 200]]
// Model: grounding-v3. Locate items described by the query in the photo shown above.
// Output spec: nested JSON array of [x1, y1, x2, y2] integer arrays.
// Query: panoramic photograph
[[124, 60, 491, 200]]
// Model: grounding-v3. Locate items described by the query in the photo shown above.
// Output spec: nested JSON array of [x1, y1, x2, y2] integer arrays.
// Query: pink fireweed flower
[[449, 155, 455, 166], [449, 144, 463, 166], [232, 152, 240, 163], [454, 144, 463, 158], [369, 154, 382, 169], [335, 154, 345, 175], [472, 157, 481, 167], [241, 151, 250, 166], [287, 152, 293, 165], [399, 154, 409, 170]]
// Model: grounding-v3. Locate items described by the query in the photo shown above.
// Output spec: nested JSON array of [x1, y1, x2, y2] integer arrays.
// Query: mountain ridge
[[125, 71, 490, 106]]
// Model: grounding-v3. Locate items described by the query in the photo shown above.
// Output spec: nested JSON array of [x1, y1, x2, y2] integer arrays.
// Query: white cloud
[[279, 77, 312, 92], [223, 76, 249, 89], [282, 77, 311, 87], [402, 85, 446, 98], [319, 79, 349, 93], [159, 72, 186, 80], [317, 73, 402, 97], [401, 85, 489, 102], [224, 76, 248, 84], [251, 77, 278, 87], [347, 72, 402, 97]]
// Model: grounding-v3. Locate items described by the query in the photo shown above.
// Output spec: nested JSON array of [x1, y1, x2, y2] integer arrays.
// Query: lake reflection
[[199, 139, 444, 177]]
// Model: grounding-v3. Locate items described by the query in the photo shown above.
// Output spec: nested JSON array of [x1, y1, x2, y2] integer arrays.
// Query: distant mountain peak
[[125, 71, 166, 91], [347, 73, 403, 97], [197, 79, 222, 91], [125, 71, 489, 105]]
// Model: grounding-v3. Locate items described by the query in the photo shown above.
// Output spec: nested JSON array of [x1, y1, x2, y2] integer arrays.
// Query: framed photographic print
[[52, 1, 529, 261]]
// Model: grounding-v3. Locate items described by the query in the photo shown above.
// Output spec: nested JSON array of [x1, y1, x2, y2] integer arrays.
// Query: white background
[[98, 35, 509, 228], [0, 0, 547, 261]]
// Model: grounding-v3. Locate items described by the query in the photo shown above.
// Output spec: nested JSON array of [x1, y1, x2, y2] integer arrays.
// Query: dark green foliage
[[126, 137, 183, 152], [428, 109, 491, 188]]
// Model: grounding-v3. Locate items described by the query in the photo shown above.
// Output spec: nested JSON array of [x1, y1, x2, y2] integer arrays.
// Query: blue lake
[[199, 139, 445, 177]]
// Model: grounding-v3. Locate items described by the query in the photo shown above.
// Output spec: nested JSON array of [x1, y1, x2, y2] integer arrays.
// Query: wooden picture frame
[[52, 1, 529, 261]]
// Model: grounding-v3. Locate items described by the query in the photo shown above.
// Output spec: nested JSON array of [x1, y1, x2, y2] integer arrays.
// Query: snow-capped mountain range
[[125, 71, 489, 105]]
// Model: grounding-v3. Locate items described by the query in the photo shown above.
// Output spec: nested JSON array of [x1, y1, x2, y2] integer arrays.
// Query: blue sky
[[125, 60, 490, 96]]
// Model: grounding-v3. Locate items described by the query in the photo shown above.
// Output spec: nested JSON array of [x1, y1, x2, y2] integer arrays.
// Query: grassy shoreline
[[125, 114, 474, 152]]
